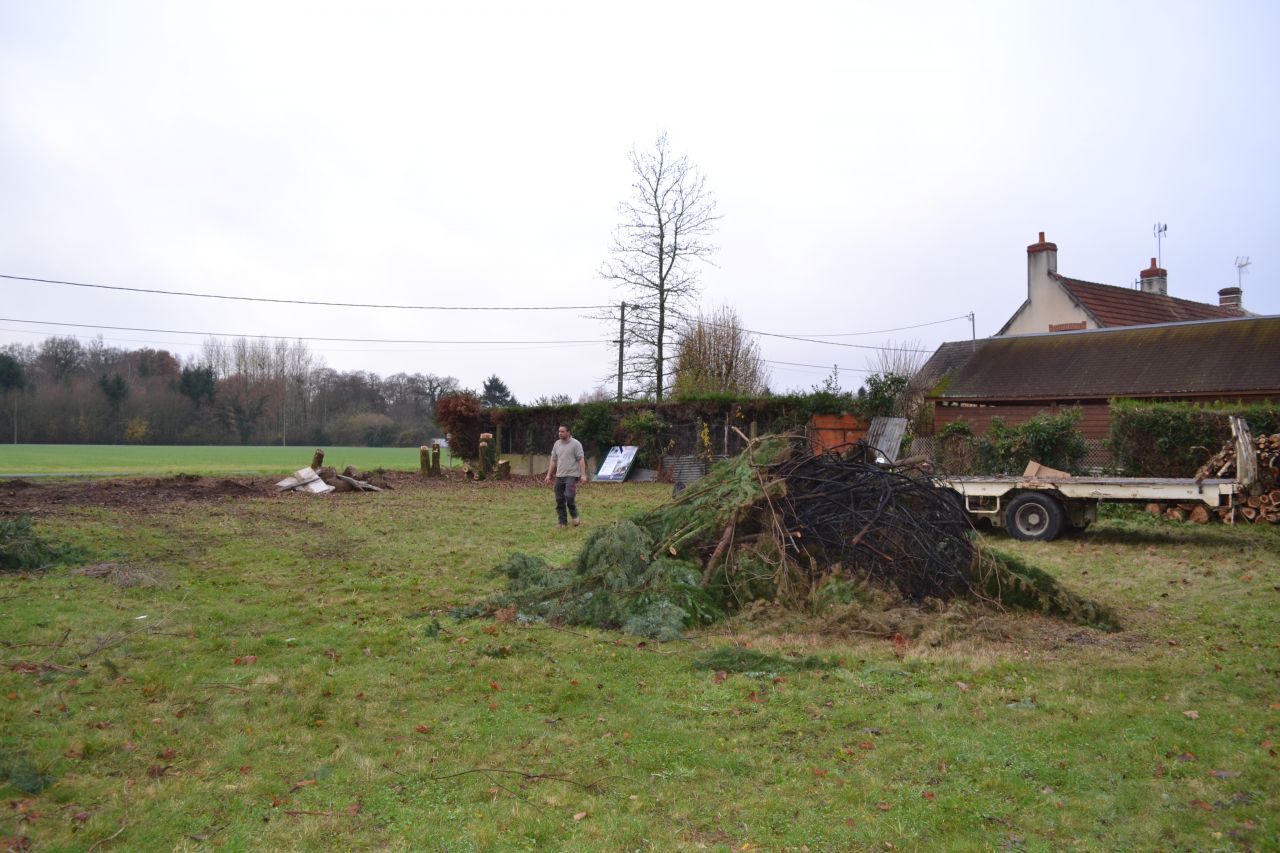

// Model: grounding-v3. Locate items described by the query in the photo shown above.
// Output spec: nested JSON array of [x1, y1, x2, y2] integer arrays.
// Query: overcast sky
[[2, 1, 1276, 401]]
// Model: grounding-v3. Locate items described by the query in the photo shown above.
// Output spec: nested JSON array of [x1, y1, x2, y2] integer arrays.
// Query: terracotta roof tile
[[1053, 273, 1246, 327]]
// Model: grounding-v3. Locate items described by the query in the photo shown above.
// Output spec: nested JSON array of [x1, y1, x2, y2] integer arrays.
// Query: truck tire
[[1004, 492, 1064, 541]]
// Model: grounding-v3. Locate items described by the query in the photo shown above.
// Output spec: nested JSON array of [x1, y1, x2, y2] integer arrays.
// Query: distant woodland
[[0, 336, 459, 446]]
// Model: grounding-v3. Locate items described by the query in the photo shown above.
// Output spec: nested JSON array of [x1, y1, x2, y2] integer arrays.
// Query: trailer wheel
[[1005, 492, 1064, 541]]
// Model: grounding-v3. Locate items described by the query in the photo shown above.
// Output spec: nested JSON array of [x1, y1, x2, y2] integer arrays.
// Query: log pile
[[1150, 431, 1280, 526]]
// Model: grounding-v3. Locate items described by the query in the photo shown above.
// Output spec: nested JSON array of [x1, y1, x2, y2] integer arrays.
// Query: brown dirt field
[[0, 471, 546, 517]]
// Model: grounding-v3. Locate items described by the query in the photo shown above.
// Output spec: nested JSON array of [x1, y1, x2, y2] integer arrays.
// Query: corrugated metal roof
[[923, 316, 1280, 400]]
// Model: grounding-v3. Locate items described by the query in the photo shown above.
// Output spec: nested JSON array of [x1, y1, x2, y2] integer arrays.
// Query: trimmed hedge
[[1108, 399, 1280, 477]]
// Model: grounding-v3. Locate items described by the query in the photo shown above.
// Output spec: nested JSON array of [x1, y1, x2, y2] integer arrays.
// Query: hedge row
[[1108, 399, 1280, 477]]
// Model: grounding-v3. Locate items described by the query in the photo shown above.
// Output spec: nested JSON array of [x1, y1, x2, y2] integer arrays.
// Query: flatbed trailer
[[937, 416, 1258, 541]]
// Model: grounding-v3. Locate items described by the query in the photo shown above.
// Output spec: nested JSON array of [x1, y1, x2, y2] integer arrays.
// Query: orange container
[[809, 413, 869, 455]]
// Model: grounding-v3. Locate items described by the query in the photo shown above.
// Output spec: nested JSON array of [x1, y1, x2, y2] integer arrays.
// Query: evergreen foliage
[[1108, 399, 1280, 476], [0, 515, 89, 572], [478, 435, 1118, 640]]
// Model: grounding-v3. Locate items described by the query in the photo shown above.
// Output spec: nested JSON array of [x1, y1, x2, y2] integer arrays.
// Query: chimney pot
[[1139, 257, 1168, 295], [1218, 286, 1243, 310]]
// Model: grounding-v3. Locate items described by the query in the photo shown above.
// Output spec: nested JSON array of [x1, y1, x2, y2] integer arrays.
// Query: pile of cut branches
[[477, 435, 1117, 640]]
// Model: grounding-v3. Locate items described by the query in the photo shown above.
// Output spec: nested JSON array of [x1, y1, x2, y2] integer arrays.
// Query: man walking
[[544, 424, 587, 527]]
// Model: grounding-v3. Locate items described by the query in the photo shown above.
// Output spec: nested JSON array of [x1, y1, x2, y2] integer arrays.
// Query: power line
[[0, 317, 612, 346], [665, 308, 943, 352], [0, 273, 612, 311], [0, 326, 602, 355], [763, 358, 875, 374]]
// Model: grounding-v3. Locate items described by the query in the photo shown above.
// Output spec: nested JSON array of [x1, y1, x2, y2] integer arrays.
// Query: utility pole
[[616, 301, 625, 402]]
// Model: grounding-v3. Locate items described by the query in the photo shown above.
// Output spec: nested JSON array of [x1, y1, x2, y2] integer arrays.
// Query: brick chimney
[[1139, 258, 1167, 296], [1026, 231, 1058, 302], [1218, 286, 1243, 310]]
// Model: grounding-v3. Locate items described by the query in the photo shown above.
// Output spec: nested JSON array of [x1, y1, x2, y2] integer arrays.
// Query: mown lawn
[[0, 445, 463, 478], [2, 481, 1277, 851]]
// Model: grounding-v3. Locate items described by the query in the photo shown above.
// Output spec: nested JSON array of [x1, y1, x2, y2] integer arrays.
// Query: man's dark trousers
[[555, 477, 579, 525]]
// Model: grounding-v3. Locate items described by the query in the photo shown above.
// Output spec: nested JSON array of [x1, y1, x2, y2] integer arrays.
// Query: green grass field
[[0, 445, 463, 477], [2, 482, 1277, 850]]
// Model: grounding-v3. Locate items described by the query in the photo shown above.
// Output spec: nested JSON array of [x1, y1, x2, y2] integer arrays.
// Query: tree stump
[[431, 445, 442, 476], [311, 448, 325, 471], [496, 459, 511, 480], [420, 445, 430, 476]]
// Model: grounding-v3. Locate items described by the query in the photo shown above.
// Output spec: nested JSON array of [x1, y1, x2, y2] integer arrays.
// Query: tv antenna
[[1234, 256, 1251, 287], [1152, 222, 1168, 267]]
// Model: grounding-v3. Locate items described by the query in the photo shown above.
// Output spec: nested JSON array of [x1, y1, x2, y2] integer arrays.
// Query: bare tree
[[601, 133, 719, 401], [865, 339, 930, 427], [672, 305, 769, 398]]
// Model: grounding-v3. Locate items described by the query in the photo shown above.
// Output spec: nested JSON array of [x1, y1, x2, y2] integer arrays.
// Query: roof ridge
[[1051, 271, 1236, 312]]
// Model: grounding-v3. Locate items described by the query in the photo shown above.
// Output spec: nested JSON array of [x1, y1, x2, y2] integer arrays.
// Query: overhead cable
[[0, 317, 611, 346], [0, 273, 611, 311]]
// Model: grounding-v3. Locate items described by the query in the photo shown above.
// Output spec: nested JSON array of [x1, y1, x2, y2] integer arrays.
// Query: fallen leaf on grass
[[955, 681, 970, 692], [1209, 769, 1238, 779], [1189, 799, 1214, 811], [0, 837, 31, 852], [922, 791, 936, 801], [858, 741, 875, 751], [289, 779, 316, 793], [72, 812, 91, 823], [1153, 763, 1166, 778], [1183, 710, 1199, 720], [346, 802, 362, 815], [159, 747, 177, 760], [573, 811, 587, 821], [415, 724, 432, 734], [233, 655, 257, 666], [712, 671, 728, 684], [876, 803, 891, 812], [239, 766, 251, 774], [488, 680, 501, 692], [1175, 752, 1197, 762], [147, 765, 169, 779]]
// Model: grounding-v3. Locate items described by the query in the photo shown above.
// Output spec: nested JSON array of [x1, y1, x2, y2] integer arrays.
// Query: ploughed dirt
[[0, 471, 545, 517]]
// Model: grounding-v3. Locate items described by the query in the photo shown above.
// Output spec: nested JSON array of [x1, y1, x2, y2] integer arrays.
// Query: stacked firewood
[[1151, 432, 1280, 525]]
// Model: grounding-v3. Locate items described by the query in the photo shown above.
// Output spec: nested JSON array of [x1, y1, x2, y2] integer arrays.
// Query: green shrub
[[573, 403, 616, 458], [619, 409, 667, 467], [1109, 399, 1280, 476], [973, 408, 1088, 475]]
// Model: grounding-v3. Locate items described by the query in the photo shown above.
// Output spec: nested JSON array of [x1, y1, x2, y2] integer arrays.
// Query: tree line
[[0, 335, 465, 446]]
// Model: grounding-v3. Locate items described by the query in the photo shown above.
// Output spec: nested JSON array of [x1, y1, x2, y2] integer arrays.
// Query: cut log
[[335, 474, 382, 492], [1144, 502, 1165, 516], [1187, 505, 1211, 524], [1240, 506, 1258, 522], [1164, 507, 1187, 522]]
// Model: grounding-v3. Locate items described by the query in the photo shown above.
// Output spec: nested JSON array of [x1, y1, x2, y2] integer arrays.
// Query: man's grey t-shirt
[[550, 437, 585, 479]]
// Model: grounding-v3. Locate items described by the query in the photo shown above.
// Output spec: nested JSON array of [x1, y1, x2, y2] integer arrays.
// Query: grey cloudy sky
[[2, 1, 1276, 400]]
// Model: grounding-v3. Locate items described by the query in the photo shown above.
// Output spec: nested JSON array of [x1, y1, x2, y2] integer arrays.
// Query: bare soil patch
[[0, 471, 544, 516]]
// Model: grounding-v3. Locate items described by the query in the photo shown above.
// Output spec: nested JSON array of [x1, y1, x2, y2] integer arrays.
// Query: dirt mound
[[0, 469, 543, 516]]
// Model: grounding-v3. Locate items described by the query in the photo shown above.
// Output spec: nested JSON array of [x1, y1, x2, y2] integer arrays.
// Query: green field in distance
[[0, 444, 462, 477]]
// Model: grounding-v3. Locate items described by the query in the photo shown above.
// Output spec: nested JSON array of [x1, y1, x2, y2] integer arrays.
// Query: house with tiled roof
[[920, 316, 1280, 440], [999, 232, 1247, 335], [916, 234, 1275, 448]]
